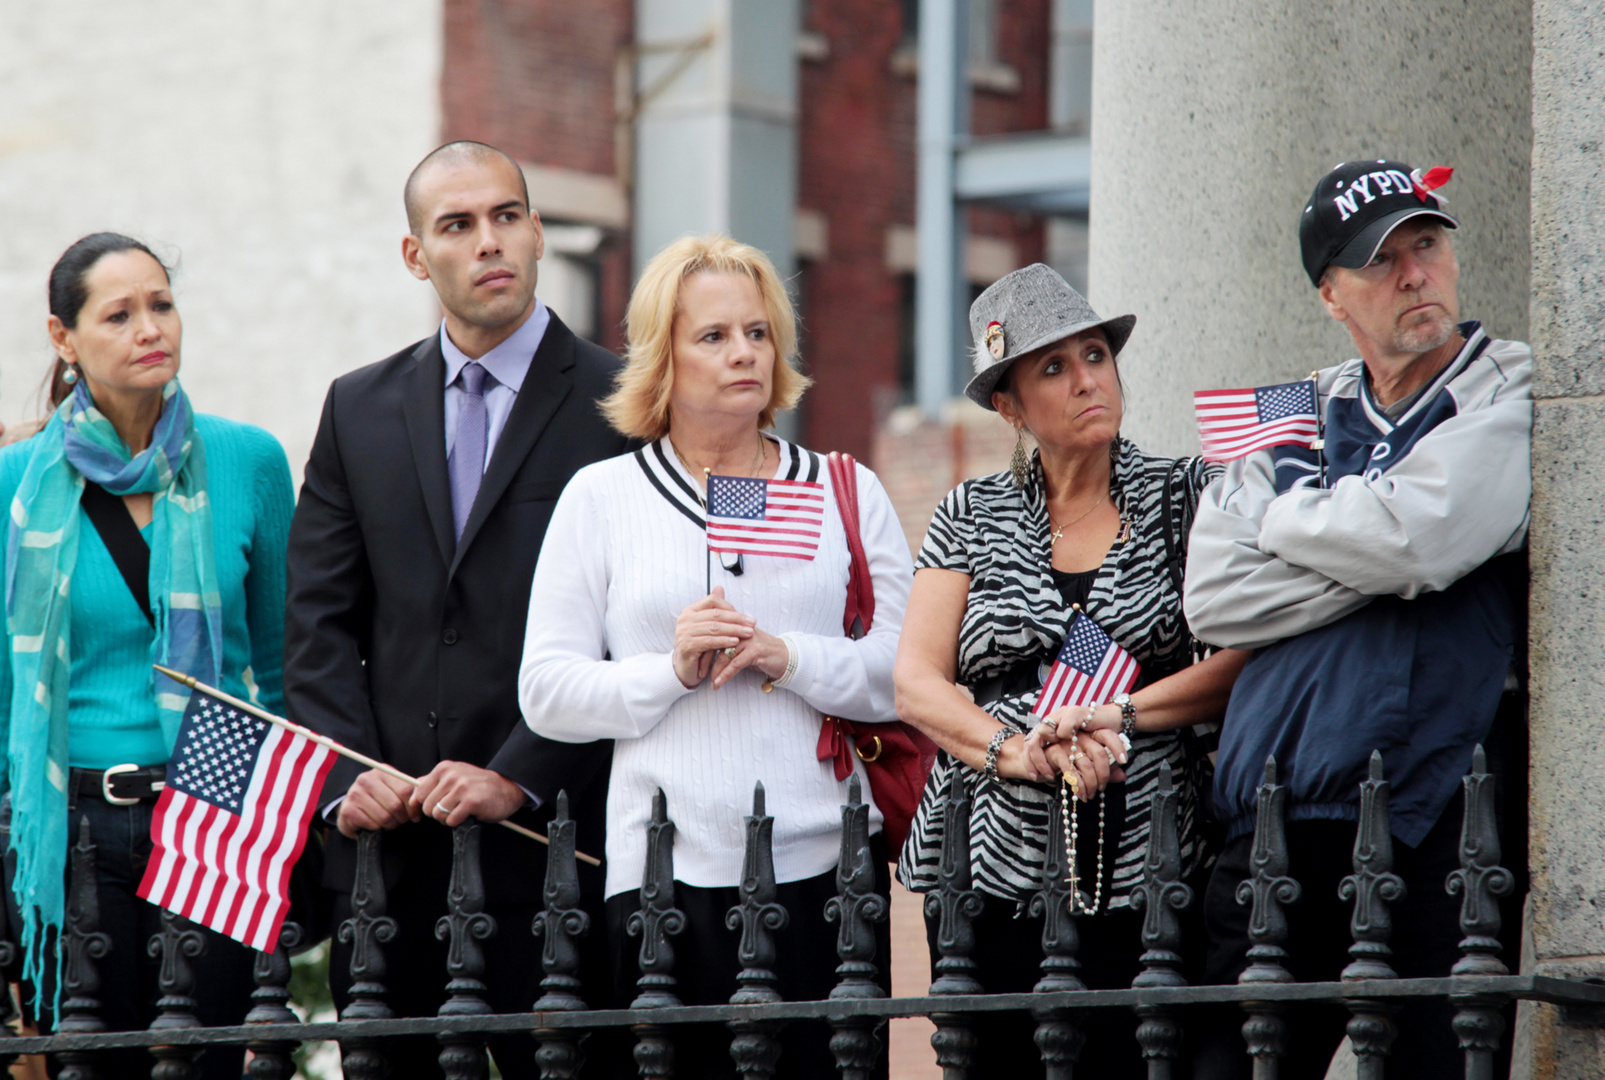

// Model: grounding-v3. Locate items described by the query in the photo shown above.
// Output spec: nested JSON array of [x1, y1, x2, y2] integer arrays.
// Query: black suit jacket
[[284, 312, 628, 904]]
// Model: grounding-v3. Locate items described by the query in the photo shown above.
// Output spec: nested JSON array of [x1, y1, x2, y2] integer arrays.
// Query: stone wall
[[1521, 1, 1605, 1075], [0, 0, 444, 479]]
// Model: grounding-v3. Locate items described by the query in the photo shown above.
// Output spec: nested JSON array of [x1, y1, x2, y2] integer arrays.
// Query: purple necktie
[[448, 361, 493, 540]]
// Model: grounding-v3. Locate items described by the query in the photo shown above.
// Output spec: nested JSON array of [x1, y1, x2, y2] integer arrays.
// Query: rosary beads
[[1060, 772, 1108, 915]]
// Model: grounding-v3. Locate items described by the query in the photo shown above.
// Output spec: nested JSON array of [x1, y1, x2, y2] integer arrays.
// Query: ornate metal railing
[[2, 749, 1601, 1079]]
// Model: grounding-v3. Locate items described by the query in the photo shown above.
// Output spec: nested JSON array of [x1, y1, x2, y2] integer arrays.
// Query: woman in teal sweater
[[0, 233, 293, 1078]]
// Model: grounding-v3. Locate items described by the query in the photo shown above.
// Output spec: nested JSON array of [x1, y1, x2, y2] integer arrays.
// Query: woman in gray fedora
[[895, 263, 1248, 1077]]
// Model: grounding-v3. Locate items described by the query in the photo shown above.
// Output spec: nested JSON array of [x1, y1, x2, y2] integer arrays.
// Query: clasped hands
[[1017, 702, 1128, 801], [672, 585, 789, 690], [336, 762, 526, 838]]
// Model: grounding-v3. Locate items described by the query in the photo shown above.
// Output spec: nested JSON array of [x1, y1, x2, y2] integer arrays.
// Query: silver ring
[[437, 804, 454, 816]]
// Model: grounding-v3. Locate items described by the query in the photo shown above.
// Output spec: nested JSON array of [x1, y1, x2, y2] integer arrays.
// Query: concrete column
[[1088, 0, 1532, 456], [632, 0, 799, 278], [1521, 1, 1605, 1075]]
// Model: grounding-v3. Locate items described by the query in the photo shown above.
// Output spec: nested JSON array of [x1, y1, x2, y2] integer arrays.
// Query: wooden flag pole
[[153, 665, 601, 867]]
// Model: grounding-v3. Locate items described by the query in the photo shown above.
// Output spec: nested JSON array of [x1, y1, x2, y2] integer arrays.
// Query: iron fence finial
[[825, 771, 888, 1078], [628, 788, 686, 1079]]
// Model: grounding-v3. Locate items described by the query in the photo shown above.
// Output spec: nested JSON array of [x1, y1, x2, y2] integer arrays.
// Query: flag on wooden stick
[[137, 687, 334, 951], [145, 665, 601, 883]]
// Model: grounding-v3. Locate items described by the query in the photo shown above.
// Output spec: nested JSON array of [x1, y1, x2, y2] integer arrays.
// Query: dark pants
[[605, 835, 893, 1080], [923, 882, 1209, 1079], [2, 794, 257, 1080], [327, 832, 624, 1080], [1194, 704, 1528, 1079]]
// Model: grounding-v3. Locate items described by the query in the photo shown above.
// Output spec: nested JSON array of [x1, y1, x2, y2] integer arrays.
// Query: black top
[[1050, 566, 1099, 612]]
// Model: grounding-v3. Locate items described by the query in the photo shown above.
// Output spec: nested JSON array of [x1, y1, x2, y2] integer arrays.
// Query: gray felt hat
[[963, 263, 1136, 410]]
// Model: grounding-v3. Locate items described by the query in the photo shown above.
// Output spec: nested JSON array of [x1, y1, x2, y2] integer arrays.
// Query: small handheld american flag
[[1194, 380, 1320, 462], [1033, 613, 1141, 719], [706, 473, 826, 561], [137, 688, 335, 951]]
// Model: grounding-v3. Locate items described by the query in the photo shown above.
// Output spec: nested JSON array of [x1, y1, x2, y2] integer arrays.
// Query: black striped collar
[[633, 434, 822, 528]]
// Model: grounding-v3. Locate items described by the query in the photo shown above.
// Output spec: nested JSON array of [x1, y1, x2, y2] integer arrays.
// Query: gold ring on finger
[[723, 646, 739, 657]]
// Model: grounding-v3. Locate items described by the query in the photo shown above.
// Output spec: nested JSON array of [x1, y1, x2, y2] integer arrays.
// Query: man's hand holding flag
[[139, 666, 596, 952]]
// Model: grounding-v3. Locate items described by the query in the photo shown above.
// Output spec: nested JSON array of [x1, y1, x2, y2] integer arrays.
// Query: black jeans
[[327, 843, 624, 1080], [1, 793, 256, 1080], [604, 835, 893, 1080], [922, 879, 1210, 1079], [1193, 736, 1528, 1079]]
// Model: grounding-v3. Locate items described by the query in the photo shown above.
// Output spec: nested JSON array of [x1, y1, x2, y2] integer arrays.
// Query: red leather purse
[[814, 452, 937, 854]]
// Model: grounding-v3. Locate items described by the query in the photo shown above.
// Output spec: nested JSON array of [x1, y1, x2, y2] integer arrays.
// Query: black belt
[[69, 765, 167, 806]]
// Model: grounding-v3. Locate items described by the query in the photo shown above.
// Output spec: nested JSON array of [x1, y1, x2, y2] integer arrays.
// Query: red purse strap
[[827, 452, 875, 639]]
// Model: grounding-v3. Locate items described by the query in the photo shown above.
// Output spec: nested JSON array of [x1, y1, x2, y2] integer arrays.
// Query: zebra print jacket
[[897, 437, 1219, 910]]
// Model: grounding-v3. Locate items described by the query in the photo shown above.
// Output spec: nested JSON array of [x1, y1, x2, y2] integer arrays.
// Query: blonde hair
[[601, 234, 811, 440]]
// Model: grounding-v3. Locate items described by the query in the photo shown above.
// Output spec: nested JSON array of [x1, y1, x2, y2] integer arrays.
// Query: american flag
[[1033, 613, 1141, 720], [1194, 380, 1320, 462], [137, 690, 335, 951], [706, 473, 826, 561]]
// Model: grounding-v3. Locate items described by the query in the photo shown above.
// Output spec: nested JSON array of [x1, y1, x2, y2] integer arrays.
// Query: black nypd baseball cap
[[1299, 159, 1457, 287]]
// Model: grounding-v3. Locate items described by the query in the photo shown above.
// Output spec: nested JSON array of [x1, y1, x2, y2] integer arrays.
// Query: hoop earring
[[1010, 428, 1030, 488]]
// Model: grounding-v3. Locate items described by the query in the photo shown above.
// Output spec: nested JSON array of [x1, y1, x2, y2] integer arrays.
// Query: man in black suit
[[284, 141, 627, 1078]]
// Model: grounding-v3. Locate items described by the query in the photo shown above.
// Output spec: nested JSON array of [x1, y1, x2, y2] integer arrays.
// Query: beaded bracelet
[[982, 726, 1013, 781]]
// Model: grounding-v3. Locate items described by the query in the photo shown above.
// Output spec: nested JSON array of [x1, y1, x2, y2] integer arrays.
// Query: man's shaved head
[[404, 141, 530, 235]]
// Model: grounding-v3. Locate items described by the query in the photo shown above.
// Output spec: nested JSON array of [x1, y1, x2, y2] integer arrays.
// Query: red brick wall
[[798, 0, 1052, 459], [441, 0, 634, 353], [441, 0, 631, 174], [796, 1, 915, 459], [440, 0, 1053, 434]]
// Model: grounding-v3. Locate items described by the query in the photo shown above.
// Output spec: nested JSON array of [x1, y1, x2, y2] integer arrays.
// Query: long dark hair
[[45, 233, 172, 408]]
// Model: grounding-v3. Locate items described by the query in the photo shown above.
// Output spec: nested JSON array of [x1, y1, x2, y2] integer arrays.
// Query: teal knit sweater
[[0, 415, 292, 770]]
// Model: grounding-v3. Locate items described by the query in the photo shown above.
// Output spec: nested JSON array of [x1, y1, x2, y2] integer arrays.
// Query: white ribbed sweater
[[519, 438, 912, 898]]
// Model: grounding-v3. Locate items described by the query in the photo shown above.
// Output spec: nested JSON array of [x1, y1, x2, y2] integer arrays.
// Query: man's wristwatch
[[1112, 692, 1138, 739]]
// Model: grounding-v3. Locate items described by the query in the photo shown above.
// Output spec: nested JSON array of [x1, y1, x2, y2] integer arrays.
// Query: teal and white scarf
[[3, 380, 221, 986]]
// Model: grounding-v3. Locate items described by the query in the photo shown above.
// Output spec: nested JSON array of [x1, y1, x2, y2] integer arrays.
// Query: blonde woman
[[519, 235, 909, 1078]]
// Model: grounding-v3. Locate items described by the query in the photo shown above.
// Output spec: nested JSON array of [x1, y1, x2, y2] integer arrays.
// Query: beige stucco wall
[[0, 0, 444, 477]]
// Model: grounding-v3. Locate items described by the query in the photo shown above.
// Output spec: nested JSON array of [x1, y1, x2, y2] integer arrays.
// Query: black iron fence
[[3, 747, 1602, 1079]]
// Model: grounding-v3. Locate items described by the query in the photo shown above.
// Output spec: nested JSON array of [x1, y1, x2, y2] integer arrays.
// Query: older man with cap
[[1185, 161, 1532, 1076], [896, 263, 1248, 1078]]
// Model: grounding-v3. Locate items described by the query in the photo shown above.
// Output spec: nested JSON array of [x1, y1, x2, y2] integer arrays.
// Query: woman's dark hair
[[45, 232, 171, 408]]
